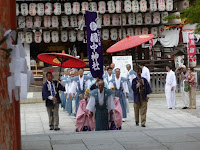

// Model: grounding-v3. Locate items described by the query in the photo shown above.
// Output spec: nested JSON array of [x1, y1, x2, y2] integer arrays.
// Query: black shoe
[[136, 122, 139, 126], [54, 127, 60, 131], [141, 124, 146, 127], [169, 108, 172, 109], [50, 126, 54, 130], [182, 107, 187, 109]]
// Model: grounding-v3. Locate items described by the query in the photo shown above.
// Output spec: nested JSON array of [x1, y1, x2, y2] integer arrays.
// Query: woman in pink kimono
[[76, 89, 95, 132]]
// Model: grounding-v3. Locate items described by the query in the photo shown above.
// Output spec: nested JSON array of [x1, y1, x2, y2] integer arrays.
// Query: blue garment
[[86, 72, 94, 80], [132, 77, 152, 102], [103, 74, 115, 84], [112, 69, 116, 75], [65, 77, 73, 114], [127, 70, 137, 102], [42, 80, 65, 107], [60, 75, 69, 108], [90, 88, 113, 131], [110, 77, 127, 118]]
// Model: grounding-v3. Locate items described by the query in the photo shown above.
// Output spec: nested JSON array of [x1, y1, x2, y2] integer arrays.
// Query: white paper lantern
[[124, 0, 132, 13], [119, 14, 127, 25], [132, 0, 139, 13], [90, 2, 98, 12], [112, 14, 120, 26], [81, 2, 89, 14], [73, 2, 80, 15], [127, 28, 134, 36], [26, 16, 33, 28], [142, 27, 149, 34], [44, 16, 51, 27], [26, 32, 33, 44], [78, 15, 85, 27], [158, 25, 166, 36], [107, 1, 115, 13], [18, 32, 25, 43], [21, 3, 28, 16], [161, 12, 168, 24], [64, 3, 72, 15], [61, 16, 69, 28], [61, 31, 68, 42], [52, 16, 59, 27], [158, 0, 166, 11], [135, 27, 141, 35], [144, 13, 152, 24], [98, 1, 106, 14], [119, 29, 126, 39], [54, 3, 61, 15], [166, 0, 173, 11], [34, 31, 42, 43], [153, 12, 160, 24], [140, 0, 147, 12], [37, 3, 44, 16], [110, 28, 118, 40], [149, 0, 157, 11], [151, 27, 158, 38], [43, 31, 51, 43], [77, 30, 84, 41], [136, 13, 143, 25], [16, 3, 19, 16], [69, 30, 76, 42], [18, 16, 26, 28], [70, 15, 78, 27], [115, 1, 122, 13], [52, 31, 59, 43], [128, 14, 136, 25], [45, 3, 52, 15], [103, 14, 111, 26], [102, 29, 109, 40], [97, 15, 102, 28]]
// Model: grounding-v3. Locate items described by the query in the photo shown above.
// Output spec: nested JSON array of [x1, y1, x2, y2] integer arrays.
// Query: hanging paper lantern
[[52, 31, 59, 43], [158, 25, 166, 36], [124, 0, 132, 13], [169, 12, 181, 24], [135, 27, 141, 35], [166, 0, 173, 11], [64, 3, 72, 15], [115, 1, 122, 13], [153, 12, 160, 24], [44, 16, 51, 27], [142, 27, 149, 34], [90, 2, 98, 12], [102, 29, 109, 40], [26, 32, 33, 44], [16, 3, 19, 16], [140, 0, 147, 12], [73, 2, 80, 15], [52, 16, 59, 27], [54, 3, 61, 15], [77, 30, 84, 41], [119, 28, 126, 39], [103, 14, 111, 26], [144, 13, 152, 24], [151, 27, 158, 38], [161, 12, 168, 24], [119, 14, 127, 25], [61, 16, 69, 28], [107, 1, 115, 13], [97, 15, 102, 28], [61, 31, 68, 42], [69, 30, 76, 42], [37, 3, 44, 16], [149, 0, 157, 12], [45, 3, 52, 15], [78, 15, 85, 27], [127, 28, 134, 36], [18, 16, 26, 28], [70, 15, 78, 27], [26, 16, 33, 28], [132, 0, 139, 13], [81, 2, 89, 14], [43, 31, 51, 43], [158, 0, 166, 11], [128, 14, 136, 25], [136, 13, 143, 25], [34, 31, 42, 43], [112, 14, 120, 26], [21, 3, 28, 16], [18, 32, 25, 43], [98, 1, 106, 14], [110, 28, 118, 40]]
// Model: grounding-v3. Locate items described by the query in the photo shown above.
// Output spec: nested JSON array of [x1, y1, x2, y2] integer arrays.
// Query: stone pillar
[[0, 0, 21, 150]]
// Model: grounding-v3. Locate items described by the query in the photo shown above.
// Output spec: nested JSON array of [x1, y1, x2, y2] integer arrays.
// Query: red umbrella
[[107, 34, 154, 53]]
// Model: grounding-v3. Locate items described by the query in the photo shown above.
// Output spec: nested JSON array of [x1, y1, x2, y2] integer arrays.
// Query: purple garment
[[132, 77, 152, 102]]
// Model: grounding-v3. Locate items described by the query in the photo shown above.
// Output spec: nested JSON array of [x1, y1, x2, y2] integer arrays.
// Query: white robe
[[141, 66, 150, 82], [86, 89, 115, 113], [127, 70, 136, 86], [165, 70, 176, 108]]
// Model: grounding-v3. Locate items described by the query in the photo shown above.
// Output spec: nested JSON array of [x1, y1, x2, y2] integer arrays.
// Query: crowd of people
[[42, 63, 198, 132]]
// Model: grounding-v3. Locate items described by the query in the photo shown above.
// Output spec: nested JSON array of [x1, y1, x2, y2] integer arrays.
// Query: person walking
[[138, 63, 150, 83]]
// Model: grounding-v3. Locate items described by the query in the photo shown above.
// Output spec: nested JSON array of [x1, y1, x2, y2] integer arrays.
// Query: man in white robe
[[139, 63, 150, 83], [165, 65, 177, 109]]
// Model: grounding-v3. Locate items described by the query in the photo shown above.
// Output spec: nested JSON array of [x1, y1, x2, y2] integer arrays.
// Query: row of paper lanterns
[[17, 0, 173, 16], [18, 11, 181, 29], [18, 26, 165, 44]]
